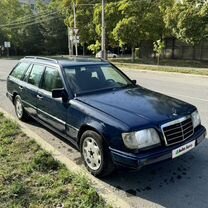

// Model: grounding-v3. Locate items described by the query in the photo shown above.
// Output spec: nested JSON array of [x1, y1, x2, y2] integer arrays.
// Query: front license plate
[[172, 140, 195, 159]]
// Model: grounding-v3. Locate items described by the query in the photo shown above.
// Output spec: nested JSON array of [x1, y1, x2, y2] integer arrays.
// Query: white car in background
[[96, 50, 118, 58]]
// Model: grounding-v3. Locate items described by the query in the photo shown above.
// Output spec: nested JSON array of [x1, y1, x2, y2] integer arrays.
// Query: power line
[[9, 10, 56, 23], [0, 9, 56, 26], [4, 16, 61, 30], [0, 11, 59, 28]]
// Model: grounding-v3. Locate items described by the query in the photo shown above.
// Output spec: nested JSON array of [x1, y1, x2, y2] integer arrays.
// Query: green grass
[[113, 62, 208, 76], [0, 113, 110, 208], [112, 57, 208, 68]]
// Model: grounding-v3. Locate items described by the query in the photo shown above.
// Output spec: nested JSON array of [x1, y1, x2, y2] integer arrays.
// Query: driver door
[[36, 66, 67, 134]]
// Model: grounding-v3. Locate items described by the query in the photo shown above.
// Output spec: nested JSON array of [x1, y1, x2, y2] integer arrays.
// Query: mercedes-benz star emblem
[[172, 108, 178, 116]]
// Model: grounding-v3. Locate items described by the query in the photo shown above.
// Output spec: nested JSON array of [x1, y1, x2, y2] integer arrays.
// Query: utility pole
[[73, 2, 78, 56], [68, 27, 73, 56], [101, 0, 107, 60]]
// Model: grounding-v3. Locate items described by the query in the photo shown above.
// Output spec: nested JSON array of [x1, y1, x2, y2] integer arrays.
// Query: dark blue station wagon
[[7, 57, 206, 177]]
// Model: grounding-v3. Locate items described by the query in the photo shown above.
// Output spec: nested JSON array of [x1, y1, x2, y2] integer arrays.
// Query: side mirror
[[52, 88, 68, 101], [132, 80, 137, 85]]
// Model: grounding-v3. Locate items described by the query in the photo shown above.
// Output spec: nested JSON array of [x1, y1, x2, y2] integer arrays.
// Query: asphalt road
[[0, 59, 208, 208]]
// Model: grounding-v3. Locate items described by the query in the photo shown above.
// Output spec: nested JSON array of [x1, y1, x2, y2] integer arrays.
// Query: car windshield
[[63, 64, 134, 95]]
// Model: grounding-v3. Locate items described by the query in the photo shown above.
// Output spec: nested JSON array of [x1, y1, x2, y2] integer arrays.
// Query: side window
[[10, 62, 30, 80], [28, 64, 45, 87], [22, 64, 33, 82], [41, 67, 63, 92]]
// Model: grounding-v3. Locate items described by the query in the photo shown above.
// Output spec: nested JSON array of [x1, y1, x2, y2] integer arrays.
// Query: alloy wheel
[[82, 137, 102, 171]]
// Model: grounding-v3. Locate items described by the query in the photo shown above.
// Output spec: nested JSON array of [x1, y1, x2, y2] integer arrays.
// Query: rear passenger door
[[21, 64, 45, 117], [37, 66, 67, 134]]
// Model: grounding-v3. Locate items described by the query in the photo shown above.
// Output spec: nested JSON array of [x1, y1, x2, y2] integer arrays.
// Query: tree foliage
[[0, 0, 67, 55], [162, 0, 208, 45], [1, 0, 208, 56], [112, 0, 165, 60]]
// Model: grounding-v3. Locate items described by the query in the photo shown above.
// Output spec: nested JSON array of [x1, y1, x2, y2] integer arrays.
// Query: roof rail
[[24, 56, 58, 64]]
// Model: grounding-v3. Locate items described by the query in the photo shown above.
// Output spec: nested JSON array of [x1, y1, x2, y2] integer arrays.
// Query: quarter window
[[28, 64, 45, 87], [10, 62, 30, 80], [41, 67, 63, 92]]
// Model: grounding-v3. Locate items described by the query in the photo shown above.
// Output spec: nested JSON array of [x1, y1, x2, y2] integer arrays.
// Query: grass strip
[[0, 112, 111, 208], [113, 62, 208, 76]]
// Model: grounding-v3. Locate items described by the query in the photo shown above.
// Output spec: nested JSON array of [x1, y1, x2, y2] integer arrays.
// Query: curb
[[0, 107, 131, 208]]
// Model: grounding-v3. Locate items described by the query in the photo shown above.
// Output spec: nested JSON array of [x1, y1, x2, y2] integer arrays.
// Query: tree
[[113, 17, 140, 61], [92, 1, 121, 50], [36, 0, 68, 55], [0, 0, 25, 55], [55, 0, 98, 55], [163, 0, 208, 45], [113, 0, 166, 61], [87, 40, 101, 54], [0, 0, 68, 55], [153, 39, 165, 65]]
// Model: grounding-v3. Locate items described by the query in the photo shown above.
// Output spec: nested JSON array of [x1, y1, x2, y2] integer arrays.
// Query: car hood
[[77, 87, 196, 130]]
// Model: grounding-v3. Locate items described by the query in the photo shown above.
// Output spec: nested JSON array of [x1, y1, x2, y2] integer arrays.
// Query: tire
[[80, 130, 115, 177], [14, 95, 29, 121]]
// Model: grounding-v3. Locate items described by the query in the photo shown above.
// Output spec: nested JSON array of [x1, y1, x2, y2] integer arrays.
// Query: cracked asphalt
[[0, 59, 208, 208]]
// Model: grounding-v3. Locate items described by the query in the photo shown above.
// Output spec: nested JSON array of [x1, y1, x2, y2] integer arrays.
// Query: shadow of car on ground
[[25, 118, 208, 208]]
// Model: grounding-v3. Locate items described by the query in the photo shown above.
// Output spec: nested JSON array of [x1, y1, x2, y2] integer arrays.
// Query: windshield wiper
[[111, 84, 132, 91], [76, 87, 116, 96]]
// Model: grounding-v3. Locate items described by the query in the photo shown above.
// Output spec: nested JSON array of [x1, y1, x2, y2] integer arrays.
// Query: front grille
[[162, 117, 194, 146]]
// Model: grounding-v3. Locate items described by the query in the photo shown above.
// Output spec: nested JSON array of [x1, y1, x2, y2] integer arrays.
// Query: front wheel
[[80, 130, 115, 177], [14, 95, 29, 121]]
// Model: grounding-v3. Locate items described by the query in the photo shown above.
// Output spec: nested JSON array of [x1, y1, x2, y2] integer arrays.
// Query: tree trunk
[[171, 37, 175, 59], [83, 43, 86, 56], [192, 45, 196, 60], [181, 46, 184, 59], [199, 41, 203, 61], [157, 54, 160, 65], [131, 47, 135, 62]]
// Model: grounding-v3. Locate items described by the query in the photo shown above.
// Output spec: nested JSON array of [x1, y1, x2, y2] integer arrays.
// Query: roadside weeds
[[0, 112, 110, 208], [0, 108, 131, 208]]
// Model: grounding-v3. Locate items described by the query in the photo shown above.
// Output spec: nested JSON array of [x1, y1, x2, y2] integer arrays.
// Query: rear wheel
[[80, 130, 115, 177], [14, 95, 29, 121]]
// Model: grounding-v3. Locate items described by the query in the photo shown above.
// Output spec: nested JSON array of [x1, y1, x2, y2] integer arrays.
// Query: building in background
[[19, 0, 50, 10]]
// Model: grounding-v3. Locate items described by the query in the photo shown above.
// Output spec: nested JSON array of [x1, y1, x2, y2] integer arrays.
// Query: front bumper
[[110, 126, 206, 169]]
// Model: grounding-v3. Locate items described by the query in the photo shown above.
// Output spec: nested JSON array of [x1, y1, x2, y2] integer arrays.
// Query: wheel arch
[[77, 124, 108, 148], [12, 92, 18, 104]]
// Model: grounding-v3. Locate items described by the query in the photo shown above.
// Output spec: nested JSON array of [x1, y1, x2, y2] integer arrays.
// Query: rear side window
[[28, 64, 45, 87], [41, 67, 63, 92], [10, 62, 30, 80]]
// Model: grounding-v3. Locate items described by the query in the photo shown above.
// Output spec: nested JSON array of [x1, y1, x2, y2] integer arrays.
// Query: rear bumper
[[110, 126, 206, 169]]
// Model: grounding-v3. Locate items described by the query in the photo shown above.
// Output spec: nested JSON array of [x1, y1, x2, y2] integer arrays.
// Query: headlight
[[191, 110, 201, 128], [122, 128, 161, 150]]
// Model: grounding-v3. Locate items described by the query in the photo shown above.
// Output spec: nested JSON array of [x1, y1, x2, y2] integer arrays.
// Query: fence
[[140, 39, 208, 61]]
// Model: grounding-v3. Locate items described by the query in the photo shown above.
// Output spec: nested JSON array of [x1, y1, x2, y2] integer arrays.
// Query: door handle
[[19, 86, 23, 90], [37, 94, 43, 100]]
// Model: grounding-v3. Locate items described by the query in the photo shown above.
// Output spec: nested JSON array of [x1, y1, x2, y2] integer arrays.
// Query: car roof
[[20, 56, 109, 68]]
